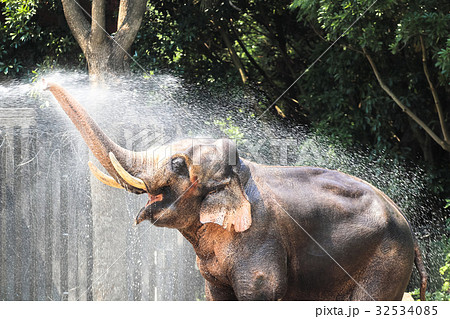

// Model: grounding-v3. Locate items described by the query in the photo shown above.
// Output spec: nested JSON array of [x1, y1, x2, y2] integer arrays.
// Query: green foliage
[[212, 117, 244, 141], [409, 197, 450, 300], [0, 0, 82, 77], [411, 236, 450, 301], [0, 0, 37, 74], [1, 0, 449, 203], [436, 38, 450, 84], [290, 0, 450, 196], [134, 1, 230, 81]]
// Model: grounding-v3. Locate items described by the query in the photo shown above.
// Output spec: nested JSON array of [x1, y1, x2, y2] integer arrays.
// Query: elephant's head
[[45, 81, 251, 232]]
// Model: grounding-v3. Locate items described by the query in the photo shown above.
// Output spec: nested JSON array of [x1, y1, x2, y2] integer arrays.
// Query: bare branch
[[420, 35, 449, 143], [218, 24, 248, 83], [91, 0, 106, 45], [363, 48, 450, 152], [115, 0, 147, 51], [60, 0, 90, 53], [229, 20, 277, 88]]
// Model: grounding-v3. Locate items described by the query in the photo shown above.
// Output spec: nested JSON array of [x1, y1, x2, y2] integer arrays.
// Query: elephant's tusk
[[88, 161, 124, 189], [109, 152, 147, 190]]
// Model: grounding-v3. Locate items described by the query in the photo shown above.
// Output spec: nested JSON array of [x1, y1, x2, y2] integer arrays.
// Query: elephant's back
[[254, 165, 388, 222]]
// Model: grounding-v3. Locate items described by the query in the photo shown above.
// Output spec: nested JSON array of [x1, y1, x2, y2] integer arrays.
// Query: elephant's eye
[[171, 156, 189, 176]]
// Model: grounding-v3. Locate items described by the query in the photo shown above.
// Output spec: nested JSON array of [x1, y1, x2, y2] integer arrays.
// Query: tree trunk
[[85, 39, 132, 83], [61, 0, 147, 82]]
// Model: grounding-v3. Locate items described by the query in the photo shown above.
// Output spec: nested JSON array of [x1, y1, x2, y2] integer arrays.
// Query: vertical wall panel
[[0, 107, 205, 301], [13, 127, 22, 300], [76, 140, 93, 301], [18, 129, 33, 300], [60, 140, 69, 301], [34, 131, 48, 300], [0, 126, 6, 300], [67, 142, 79, 301], [51, 146, 62, 300], [4, 127, 16, 300]]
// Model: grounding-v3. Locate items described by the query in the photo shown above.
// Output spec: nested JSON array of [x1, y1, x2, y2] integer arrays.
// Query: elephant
[[44, 81, 427, 301]]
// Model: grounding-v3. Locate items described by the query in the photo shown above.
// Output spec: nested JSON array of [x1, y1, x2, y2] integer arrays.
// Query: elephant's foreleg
[[231, 244, 288, 300], [205, 281, 237, 301]]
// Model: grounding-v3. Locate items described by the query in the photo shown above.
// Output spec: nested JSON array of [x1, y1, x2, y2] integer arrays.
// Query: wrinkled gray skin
[[46, 82, 427, 301]]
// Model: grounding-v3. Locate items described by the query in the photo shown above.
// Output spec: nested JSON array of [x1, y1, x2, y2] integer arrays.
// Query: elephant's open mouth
[[135, 188, 173, 224], [146, 193, 164, 207]]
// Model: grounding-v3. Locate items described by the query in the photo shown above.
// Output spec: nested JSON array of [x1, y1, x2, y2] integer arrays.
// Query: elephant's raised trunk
[[44, 80, 148, 194]]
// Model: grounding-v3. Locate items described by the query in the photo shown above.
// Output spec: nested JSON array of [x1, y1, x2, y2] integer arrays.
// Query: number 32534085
[[376, 305, 438, 316]]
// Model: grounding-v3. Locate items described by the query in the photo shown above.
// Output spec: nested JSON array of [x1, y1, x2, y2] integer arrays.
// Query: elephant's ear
[[199, 173, 251, 232]]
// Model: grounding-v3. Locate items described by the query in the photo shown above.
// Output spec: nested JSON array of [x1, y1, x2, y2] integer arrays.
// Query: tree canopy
[[1, 0, 449, 192]]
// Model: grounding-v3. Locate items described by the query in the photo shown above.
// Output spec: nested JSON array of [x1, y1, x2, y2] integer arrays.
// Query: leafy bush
[[0, 0, 82, 77], [411, 237, 450, 301], [410, 202, 450, 301]]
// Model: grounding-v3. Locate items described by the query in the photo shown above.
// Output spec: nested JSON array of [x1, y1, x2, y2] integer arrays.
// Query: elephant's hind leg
[[350, 243, 414, 301]]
